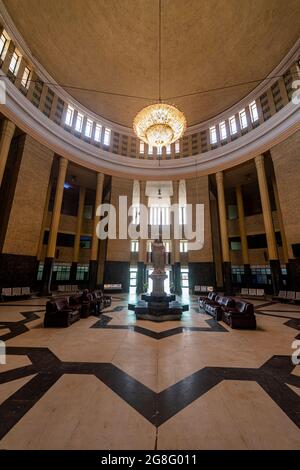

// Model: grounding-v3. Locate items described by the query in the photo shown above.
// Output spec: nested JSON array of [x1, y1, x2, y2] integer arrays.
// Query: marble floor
[[0, 294, 300, 450]]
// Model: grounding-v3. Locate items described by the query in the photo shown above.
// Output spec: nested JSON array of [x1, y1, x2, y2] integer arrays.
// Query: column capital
[[1, 119, 16, 138], [59, 156, 68, 170], [96, 172, 104, 184], [254, 154, 264, 167], [215, 171, 224, 182]]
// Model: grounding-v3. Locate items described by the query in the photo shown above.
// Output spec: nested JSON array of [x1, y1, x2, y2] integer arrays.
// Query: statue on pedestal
[[152, 239, 165, 274], [150, 239, 167, 297]]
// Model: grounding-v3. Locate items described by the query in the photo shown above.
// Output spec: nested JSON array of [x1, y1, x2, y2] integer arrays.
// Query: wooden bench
[[240, 288, 266, 300], [1, 287, 31, 301]]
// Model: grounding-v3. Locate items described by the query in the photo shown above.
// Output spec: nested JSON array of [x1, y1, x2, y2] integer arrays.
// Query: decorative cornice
[[1, 70, 299, 179], [0, 0, 299, 137]]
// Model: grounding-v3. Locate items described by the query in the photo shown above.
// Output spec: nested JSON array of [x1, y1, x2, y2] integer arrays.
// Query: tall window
[[65, 105, 74, 126], [94, 123, 102, 142], [180, 240, 188, 253], [9, 50, 20, 75], [157, 146, 162, 155], [139, 141, 144, 154], [175, 140, 180, 154], [239, 109, 247, 129], [148, 145, 153, 155], [219, 121, 227, 140], [209, 126, 217, 144], [131, 240, 139, 252], [166, 144, 171, 155], [249, 101, 259, 122], [149, 207, 169, 225], [76, 264, 89, 281], [53, 263, 71, 281], [21, 66, 31, 88], [0, 32, 8, 58], [103, 128, 111, 146], [229, 115, 237, 134], [85, 118, 93, 138], [75, 112, 84, 132]]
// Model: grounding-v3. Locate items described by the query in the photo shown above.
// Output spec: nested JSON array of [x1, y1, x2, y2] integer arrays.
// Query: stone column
[[171, 180, 182, 295], [216, 171, 232, 293], [255, 155, 282, 293], [41, 157, 68, 294], [235, 185, 251, 287], [0, 119, 16, 187], [137, 181, 147, 294], [70, 186, 86, 282], [36, 177, 52, 281], [172, 181, 182, 295], [89, 172, 104, 289], [272, 176, 288, 264]]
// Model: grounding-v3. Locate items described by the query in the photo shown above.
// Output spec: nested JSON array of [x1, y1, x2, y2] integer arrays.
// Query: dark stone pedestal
[[244, 264, 252, 287], [136, 261, 145, 294], [70, 262, 78, 283], [129, 293, 188, 322], [173, 262, 182, 295], [40, 256, 53, 295], [88, 260, 98, 290], [270, 259, 283, 295], [223, 261, 232, 295]]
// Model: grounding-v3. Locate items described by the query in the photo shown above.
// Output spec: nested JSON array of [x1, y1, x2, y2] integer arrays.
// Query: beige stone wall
[[106, 176, 133, 262], [186, 176, 213, 262], [228, 212, 279, 237], [271, 130, 300, 259], [2, 135, 53, 256]]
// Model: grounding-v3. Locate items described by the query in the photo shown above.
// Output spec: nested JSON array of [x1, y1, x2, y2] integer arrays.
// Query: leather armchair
[[198, 291, 216, 309], [44, 298, 80, 327], [222, 300, 256, 329]]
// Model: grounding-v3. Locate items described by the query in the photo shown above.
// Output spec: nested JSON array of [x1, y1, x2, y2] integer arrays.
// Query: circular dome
[[3, 0, 300, 128]]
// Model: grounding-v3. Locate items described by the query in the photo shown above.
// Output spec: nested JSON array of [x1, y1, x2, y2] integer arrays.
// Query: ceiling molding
[[0, 0, 299, 137], [1, 70, 299, 180]]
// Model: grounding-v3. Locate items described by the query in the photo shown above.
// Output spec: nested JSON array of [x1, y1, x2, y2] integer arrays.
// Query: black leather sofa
[[44, 298, 80, 327], [199, 292, 256, 329]]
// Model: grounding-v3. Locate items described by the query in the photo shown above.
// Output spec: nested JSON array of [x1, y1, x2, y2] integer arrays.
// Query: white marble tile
[[158, 381, 300, 450]]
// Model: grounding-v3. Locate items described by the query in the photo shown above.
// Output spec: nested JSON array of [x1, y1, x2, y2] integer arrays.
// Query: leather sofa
[[222, 299, 256, 329], [205, 295, 235, 321], [198, 291, 216, 309], [69, 294, 92, 318], [44, 298, 80, 327], [96, 290, 112, 308], [199, 292, 256, 329]]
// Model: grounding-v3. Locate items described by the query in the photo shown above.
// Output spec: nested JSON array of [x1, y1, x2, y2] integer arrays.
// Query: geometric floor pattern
[[0, 295, 300, 449]]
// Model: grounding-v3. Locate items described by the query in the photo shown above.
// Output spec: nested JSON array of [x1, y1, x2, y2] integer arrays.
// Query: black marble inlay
[[0, 310, 43, 341], [91, 314, 228, 338], [0, 346, 299, 438]]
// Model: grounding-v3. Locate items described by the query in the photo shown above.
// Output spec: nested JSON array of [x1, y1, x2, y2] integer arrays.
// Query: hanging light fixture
[[133, 1, 186, 148]]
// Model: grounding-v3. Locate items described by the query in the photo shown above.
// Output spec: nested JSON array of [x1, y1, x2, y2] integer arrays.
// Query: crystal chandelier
[[132, 1, 187, 148], [133, 103, 186, 148]]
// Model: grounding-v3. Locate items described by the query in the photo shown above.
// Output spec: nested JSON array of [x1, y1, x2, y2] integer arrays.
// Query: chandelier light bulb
[[133, 103, 186, 148]]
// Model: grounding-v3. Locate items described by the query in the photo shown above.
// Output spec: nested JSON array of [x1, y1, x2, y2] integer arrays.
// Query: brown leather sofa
[[205, 295, 235, 321], [44, 298, 80, 327], [198, 291, 216, 309], [69, 294, 92, 318], [222, 299, 256, 329], [199, 292, 256, 329], [96, 290, 112, 308]]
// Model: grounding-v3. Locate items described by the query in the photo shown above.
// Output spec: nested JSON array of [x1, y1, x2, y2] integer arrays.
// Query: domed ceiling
[[3, 0, 300, 128]]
